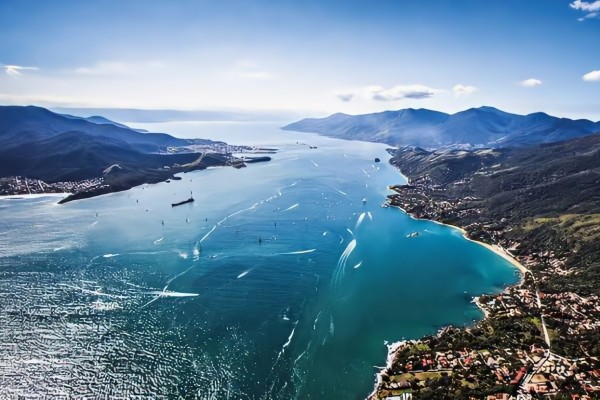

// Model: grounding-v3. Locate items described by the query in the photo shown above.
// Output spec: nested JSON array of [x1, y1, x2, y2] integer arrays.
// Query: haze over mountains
[[283, 106, 600, 148], [51, 107, 298, 123], [0, 105, 223, 182]]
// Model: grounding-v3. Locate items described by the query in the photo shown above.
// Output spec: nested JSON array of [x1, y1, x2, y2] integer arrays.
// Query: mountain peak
[[283, 106, 598, 148]]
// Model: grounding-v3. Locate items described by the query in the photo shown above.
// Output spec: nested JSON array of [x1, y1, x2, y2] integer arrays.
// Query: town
[[370, 268, 600, 399], [0, 176, 106, 197], [371, 160, 600, 399]]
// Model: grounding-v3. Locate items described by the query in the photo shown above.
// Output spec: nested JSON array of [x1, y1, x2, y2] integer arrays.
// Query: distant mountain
[[51, 107, 300, 123], [283, 106, 600, 148], [61, 113, 133, 130], [0, 105, 226, 182], [0, 105, 191, 153]]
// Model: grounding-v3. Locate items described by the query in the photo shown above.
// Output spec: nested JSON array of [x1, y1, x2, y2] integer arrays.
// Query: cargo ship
[[172, 193, 194, 207]]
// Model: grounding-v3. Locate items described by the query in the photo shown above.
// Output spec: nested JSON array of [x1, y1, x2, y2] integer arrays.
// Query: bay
[[0, 122, 518, 399]]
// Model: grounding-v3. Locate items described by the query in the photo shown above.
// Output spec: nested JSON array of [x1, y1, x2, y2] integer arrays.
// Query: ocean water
[[0, 122, 519, 399]]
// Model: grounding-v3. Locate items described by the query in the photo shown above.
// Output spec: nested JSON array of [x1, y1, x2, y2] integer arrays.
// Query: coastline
[[370, 200, 530, 399], [388, 201, 529, 276], [57, 156, 271, 204], [0, 193, 70, 200]]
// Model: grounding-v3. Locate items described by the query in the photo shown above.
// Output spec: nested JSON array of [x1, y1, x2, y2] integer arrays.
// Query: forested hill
[[283, 106, 600, 149]]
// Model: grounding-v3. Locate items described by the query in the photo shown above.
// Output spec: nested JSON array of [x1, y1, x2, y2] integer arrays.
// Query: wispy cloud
[[369, 84, 440, 101], [0, 64, 39, 76], [229, 60, 272, 80], [570, 0, 600, 20], [0, 92, 86, 106], [582, 70, 600, 81], [337, 93, 355, 102], [74, 61, 164, 76], [453, 84, 478, 97], [337, 84, 441, 102], [520, 78, 542, 87]]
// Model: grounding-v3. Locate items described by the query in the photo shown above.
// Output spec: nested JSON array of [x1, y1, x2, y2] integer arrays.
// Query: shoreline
[[370, 200, 531, 399], [388, 201, 529, 276], [0, 193, 70, 200]]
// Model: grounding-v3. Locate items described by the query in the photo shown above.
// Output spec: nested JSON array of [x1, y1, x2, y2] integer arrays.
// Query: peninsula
[[0, 106, 272, 203]]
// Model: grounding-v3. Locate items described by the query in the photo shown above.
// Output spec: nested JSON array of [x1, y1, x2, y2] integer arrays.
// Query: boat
[[172, 193, 194, 207], [362, 198, 367, 204]]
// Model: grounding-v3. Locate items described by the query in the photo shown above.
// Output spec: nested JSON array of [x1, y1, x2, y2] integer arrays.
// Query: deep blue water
[[0, 123, 518, 399]]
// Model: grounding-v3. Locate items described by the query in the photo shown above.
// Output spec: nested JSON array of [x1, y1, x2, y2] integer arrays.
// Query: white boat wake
[[274, 249, 316, 255], [282, 203, 299, 211], [355, 212, 366, 230], [237, 269, 252, 279]]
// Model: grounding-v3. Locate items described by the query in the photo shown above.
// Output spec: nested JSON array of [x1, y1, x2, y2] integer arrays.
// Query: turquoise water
[[0, 123, 519, 399]]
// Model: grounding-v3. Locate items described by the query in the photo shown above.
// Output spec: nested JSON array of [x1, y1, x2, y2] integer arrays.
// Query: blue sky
[[0, 0, 599, 119]]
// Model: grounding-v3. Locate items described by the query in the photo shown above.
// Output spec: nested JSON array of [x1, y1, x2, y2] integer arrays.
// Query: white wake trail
[[237, 269, 251, 279], [200, 225, 217, 243], [150, 291, 199, 297], [274, 249, 316, 255], [332, 238, 357, 288], [355, 212, 366, 230], [282, 203, 299, 211]]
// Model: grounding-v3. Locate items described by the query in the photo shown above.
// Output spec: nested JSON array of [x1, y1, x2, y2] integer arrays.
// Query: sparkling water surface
[[0, 122, 518, 399]]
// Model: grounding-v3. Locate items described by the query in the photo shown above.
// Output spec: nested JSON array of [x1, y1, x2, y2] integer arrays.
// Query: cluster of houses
[[0, 176, 106, 196], [542, 292, 600, 336], [375, 338, 600, 399]]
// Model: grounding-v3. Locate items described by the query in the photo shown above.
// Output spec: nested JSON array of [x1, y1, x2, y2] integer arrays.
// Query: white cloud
[[570, 1, 600, 20], [0, 64, 39, 76], [367, 84, 441, 101], [577, 11, 598, 20], [582, 70, 600, 81], [570, 0, 600, 11], [335, 84, 442, 102], [520, 78, 542, 87], [453, 84, 478, 97]]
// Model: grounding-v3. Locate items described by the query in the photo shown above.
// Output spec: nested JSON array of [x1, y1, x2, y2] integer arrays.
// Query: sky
[[0, 0, 599, 120]]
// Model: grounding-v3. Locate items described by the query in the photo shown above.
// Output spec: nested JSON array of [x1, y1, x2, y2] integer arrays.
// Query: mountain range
[[283, 106, 600, 148], [0, 105, 225, 183]]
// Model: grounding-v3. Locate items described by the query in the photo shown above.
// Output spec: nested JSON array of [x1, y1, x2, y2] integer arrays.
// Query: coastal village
[[370, 163, 600, 399], [0, 176, 107, 197], [0, 144, 273, 199], [370, 270, 600, 399]]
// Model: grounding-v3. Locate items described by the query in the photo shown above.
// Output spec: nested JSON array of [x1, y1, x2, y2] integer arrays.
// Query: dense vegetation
[[391, 133, 600, 298]]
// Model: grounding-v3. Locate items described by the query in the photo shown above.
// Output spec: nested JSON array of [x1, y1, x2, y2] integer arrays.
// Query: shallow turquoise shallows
[[0, 123, 518, 399]]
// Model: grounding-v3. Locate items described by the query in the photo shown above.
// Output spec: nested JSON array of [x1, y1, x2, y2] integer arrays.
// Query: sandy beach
[[465, 238, 530, 275]]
